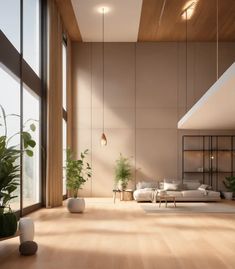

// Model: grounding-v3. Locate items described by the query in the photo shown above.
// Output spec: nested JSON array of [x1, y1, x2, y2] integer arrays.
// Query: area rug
[[141, 202, 235, 214]]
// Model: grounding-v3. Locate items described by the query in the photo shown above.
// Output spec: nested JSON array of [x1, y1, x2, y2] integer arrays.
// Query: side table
[[113, 189, 121, 203], [120, 189, 134, 201], [158, 195, 176, 208]]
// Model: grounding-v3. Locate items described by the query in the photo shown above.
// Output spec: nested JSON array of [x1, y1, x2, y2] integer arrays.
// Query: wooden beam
[[55, 0, 82, 41]]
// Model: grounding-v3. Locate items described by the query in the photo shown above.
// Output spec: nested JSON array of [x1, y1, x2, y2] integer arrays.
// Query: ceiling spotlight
[[181, 1, 198, 20], [97, 6, 110, 14]]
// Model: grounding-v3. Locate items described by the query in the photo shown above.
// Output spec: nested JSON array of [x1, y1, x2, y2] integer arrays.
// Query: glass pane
[[0, 65, 21, 211], [23, 0, 40, 76], [0, 0, 20, 52], [23, 86, 41, 207], [63, 119, 67, 195], [62, 43, 67, 110]]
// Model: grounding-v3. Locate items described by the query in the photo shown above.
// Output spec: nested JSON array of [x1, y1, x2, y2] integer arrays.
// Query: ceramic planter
[[223, 191, 233, 200], [67, 198, 85, 213], [0, 209, 17, 238]]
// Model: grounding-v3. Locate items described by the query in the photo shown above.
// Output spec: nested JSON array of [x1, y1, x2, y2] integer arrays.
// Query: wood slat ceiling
[[138, 0, 235, 41], [56, 0, 82, 41]]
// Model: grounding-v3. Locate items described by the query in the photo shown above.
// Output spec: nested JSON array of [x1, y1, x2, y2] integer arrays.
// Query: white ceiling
[[71, 0, 143, 42], [178, 62, 235, 130]]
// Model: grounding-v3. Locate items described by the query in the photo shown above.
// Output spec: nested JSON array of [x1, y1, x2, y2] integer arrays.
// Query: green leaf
[[27, 139, 36, 148], [30, 123, 36, 132], [25, 149, 33, 157], [22, 131, 31, 141]]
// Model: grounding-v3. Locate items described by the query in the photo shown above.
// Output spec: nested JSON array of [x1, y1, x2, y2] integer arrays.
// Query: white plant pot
[[19, 217, 34, 243], [67, 198, 85, 213], [223, 192, 233, 200]]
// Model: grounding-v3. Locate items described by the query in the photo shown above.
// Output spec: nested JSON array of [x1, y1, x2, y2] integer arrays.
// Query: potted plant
[[0, 105, 36, 237], [223, 176, 235, 200], [114, 154, 132, 191], [66, 149, 91, 213]]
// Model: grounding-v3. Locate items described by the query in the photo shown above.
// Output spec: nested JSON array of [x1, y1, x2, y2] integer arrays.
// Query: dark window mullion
[[20, 0, 23, 217], [0, 31, 41, 97]]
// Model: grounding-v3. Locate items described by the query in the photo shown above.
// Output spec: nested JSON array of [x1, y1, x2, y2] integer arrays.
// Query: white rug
[[141, 202, 235, 213]]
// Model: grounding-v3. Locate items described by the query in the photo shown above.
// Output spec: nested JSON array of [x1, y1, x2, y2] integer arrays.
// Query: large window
[[23, 0, 40, 75], [0, 0, 20, 52], [62, 39, 67, 196], [0, 0, 43, 215], [0, 66, 21, 212], [23, 86, 41, 207]]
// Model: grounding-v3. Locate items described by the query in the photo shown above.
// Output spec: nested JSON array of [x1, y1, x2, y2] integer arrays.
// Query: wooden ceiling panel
[[56, 0, 82, 41], [138, 0, 235, 41]]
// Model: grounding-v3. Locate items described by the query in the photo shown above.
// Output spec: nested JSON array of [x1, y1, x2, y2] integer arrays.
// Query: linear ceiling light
[[181, 1, 198, 20]]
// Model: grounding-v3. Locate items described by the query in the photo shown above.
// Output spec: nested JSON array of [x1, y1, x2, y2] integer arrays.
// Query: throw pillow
[[198, 184, 212, 191], [163, 182, 181, 191], [136, 181, 158, 189]]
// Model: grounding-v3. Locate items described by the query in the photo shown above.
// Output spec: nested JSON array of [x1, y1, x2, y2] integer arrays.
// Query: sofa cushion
[[133, 189, 154, 201], [207, 191, 221, 198], [198, 184, 212, 191], [136, 181, 158, 190], [182, 190, 205, 197], [164, 182, 181, 191], [143, 188, 155, 191]]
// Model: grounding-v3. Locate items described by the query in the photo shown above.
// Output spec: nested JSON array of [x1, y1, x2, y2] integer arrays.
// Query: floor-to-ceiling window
[[0, 0, 44, 215], [0, 67, 21, 212], [62, 35, 67, 197]]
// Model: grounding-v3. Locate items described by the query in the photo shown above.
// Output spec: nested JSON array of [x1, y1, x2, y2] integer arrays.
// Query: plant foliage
[[66, 149, 92, 198], [114, 154, 132, 190], [223, 176, 235, 193], [0, 105, 36, 210]]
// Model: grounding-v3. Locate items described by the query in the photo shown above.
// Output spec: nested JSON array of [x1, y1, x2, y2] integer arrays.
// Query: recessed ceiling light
[[181, 0, 198, 20], [97, 6, 110, 14]]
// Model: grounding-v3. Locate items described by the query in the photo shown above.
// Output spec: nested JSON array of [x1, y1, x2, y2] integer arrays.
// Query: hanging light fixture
[[100, 7, 107, 147], [183, 6, 189, 112]]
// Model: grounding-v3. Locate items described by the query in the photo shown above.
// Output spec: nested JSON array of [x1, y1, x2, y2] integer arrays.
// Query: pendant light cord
[[102, 8, 105, 134], [216, 0, 219, 80], [134, 43, 137, 186], [185, 9, 188, 112], [90, 43, 93, 197]]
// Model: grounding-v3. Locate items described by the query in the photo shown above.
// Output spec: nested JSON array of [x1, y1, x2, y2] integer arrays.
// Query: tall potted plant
[[66, 149, 91, 213], [0, 105, 36, 237], [114, 154, 132, 191], [223, 176, 235, 200]]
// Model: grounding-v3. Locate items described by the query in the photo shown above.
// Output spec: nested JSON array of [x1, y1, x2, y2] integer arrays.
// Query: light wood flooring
[[1, 198, 235, 269]]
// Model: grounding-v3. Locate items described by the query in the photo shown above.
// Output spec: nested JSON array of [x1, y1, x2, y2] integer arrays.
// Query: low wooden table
[[120, 189, 133, 201], [113, 189, 134, 203], [113, 189, 121, 203], [158, 195, 176, 208]]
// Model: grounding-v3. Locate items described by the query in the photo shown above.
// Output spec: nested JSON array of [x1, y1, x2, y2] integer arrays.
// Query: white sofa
[[133, 181, 221, 202]]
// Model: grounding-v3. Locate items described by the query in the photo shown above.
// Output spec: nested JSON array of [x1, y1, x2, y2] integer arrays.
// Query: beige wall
[[71, 42, 235, 197]]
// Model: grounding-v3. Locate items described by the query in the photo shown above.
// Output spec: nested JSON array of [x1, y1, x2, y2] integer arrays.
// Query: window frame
[[0, 0, 47, 217]]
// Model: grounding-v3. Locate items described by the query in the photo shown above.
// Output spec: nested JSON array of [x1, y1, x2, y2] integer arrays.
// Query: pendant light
[[100, 7, 107, 147]]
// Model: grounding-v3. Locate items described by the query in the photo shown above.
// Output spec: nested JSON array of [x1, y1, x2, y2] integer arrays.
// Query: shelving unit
[[182, 135, 235, 191]]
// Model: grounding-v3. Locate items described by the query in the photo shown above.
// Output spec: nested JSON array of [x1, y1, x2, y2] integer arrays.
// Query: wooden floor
[[1, 198, 235, 269]]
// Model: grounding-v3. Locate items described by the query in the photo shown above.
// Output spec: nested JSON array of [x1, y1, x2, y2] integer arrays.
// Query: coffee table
[[158, 195, 176, 208]]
